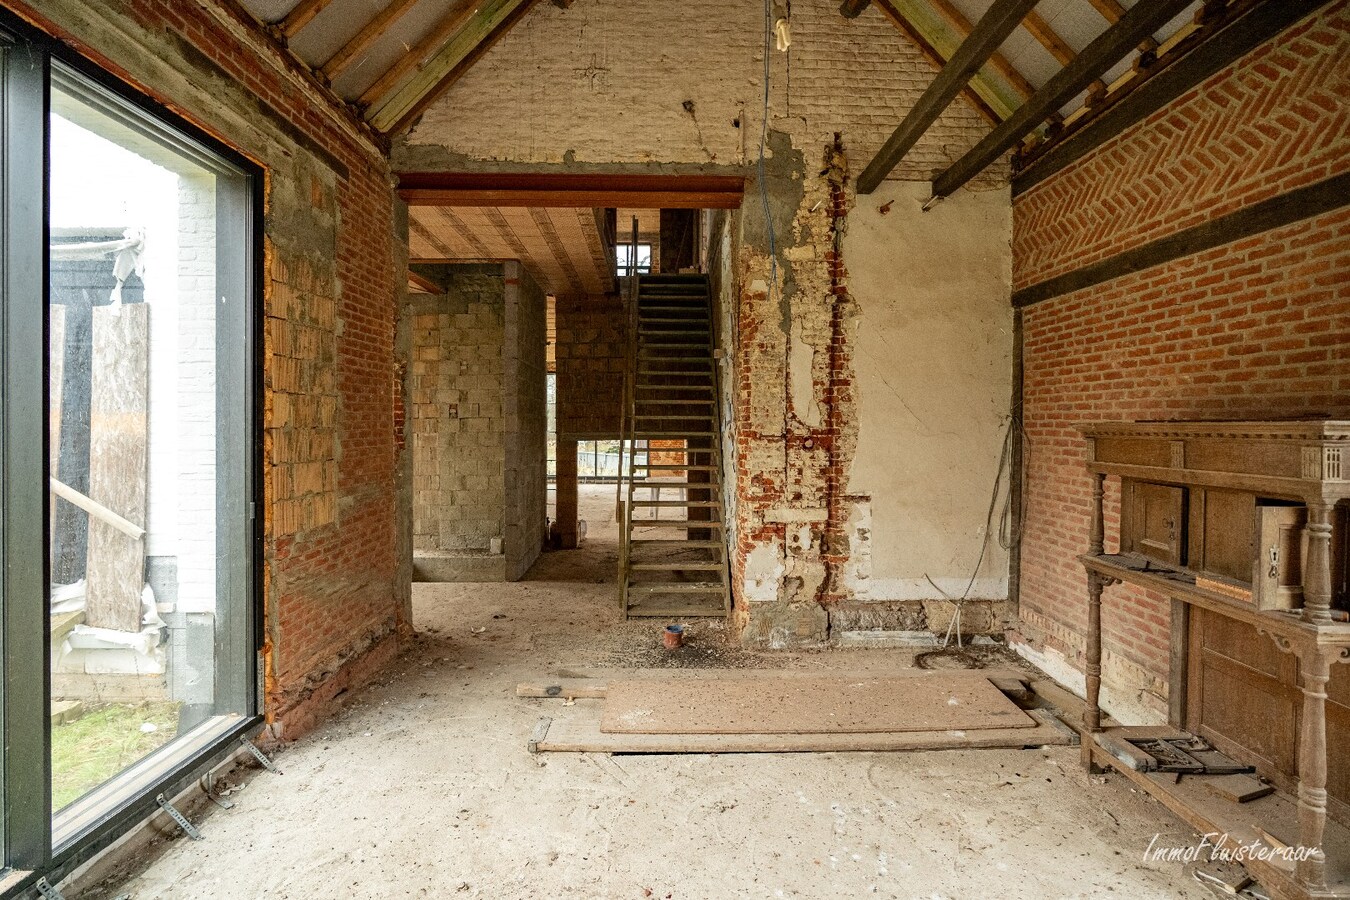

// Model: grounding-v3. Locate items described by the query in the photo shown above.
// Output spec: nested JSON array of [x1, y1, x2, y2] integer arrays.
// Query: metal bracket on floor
[[528, 716, 553, 753], [201, 774, 234, 810], [156, 793, 203, 841], [240, 736, 281, 774], [35, 878, 66, 900]]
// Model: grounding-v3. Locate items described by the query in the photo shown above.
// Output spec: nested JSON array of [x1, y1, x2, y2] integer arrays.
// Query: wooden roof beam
[[320, 0, 421, 82], [871, 0, 1004, 124], [357, 0, 479, 109], [1022, 9, 1076, 65], [925, 0, 1036, 102], [367, 0, 540, 134], [931, 0, 1193, 200], [857, 0, 1042, 194], [278, 0, 335, 40]]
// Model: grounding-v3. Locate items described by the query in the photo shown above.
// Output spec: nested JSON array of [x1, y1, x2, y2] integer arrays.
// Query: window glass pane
[[47, 74, 249, 814]]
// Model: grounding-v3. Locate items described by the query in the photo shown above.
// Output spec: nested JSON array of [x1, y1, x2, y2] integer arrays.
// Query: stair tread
[[630, 499, 721, 507], [628, 539, 724, 547], [627, 583, 726, 593], [630, 562, 725, 571], [628, 520, 725, 529]]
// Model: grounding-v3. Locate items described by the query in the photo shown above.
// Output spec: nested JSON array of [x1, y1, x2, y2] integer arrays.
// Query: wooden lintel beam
[[857, 0, 1041, 194], [408, 270, 445, 295], [320, 0, 420, 82], [279, 0, 334, 39], [926, 0, 1035, 101], [840, 0, 872, 17], [1022, 9, 1076, 65], [931, 0, 1193, 199], [872, 0, 1003, 124], [368, 0, 539, 134], [396, 173, 747, 210]]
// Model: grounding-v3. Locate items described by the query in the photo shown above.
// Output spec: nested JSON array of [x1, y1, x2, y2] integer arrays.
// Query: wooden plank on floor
[[535, 704, 1071, 753], [85, 303, 149, 632], [602, 673, 1037, 735]]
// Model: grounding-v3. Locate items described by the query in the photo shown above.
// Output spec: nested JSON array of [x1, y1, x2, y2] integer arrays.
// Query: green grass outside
[[51, 701, 181, 809]]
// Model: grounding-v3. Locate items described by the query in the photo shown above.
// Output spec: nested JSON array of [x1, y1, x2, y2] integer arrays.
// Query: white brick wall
[[403, 0, 1004, 183]]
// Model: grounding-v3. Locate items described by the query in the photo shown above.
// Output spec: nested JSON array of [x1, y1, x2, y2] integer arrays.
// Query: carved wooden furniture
[[1077, 420, 1350, 899]]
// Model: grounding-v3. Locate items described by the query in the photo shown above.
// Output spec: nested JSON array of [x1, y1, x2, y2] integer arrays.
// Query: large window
[[1, 21, 261, 887]]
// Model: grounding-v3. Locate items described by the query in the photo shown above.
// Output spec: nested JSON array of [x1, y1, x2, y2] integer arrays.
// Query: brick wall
[[18, 0, 410, 738], [1013, 2, 1350, 293], [1013, 4, 1350, 721], [398, 0, 999, 183], [554, 293, 625, 440]]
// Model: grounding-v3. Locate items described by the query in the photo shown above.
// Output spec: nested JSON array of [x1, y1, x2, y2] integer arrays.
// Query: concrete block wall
[[17, 0, 410, 739], [409, 263, 548, 578], [554, 292, 625, 440], [410, 269, 508, 553], [503, 262, 547, 579], [1012, 2, 1350, 723], [395, 0, 1011, 647]]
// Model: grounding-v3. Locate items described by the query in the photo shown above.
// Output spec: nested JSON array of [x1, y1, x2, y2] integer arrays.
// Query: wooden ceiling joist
[[357, 1, 480, 109], [321, 0, 421, 81], [279, 0, 335, 39], [1021, 9, 1076, 65], [930, 0, 1194, 200], [924, 0, 1036, 102], [367, 0, 540, 134], [1087, 0, 1126, 23], [871, 0, 1003, 124], [857, 0, 1041, 194], [396, 173, 746, 209]]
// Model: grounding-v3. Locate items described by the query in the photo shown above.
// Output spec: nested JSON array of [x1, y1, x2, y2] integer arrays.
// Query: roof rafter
[[1021, 9, 1076, 65], [278, 0, 335, 40], [868, 0, 1003, 124], [924, 0, 1036, 102], [367, 0, 543, 134], [857, 0, 1042, 194], [320, 0, 421, 82], [931, 0, 1194, 199], [357, 0, 481, 109]]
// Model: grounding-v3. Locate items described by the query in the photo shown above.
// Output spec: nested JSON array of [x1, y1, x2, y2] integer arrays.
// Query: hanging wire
[[758, 0, 778, 294]]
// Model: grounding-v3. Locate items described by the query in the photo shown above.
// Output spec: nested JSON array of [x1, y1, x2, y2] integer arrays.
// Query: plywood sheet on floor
[[536, 704, 1071, 753], [600, 672, 1036, 734]]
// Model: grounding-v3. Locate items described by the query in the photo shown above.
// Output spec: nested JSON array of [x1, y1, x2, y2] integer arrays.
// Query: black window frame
[[0, 10, 265, 894]]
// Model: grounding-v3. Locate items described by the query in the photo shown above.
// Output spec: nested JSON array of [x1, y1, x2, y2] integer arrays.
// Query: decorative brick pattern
[[1019, 208, 1350, 718], [1013, 1, 1350, 292]]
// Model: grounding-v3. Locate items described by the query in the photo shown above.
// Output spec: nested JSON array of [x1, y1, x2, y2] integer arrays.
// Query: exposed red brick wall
[[1014, 4, 1350, 716], [16, 0, 410, 738], [1013, 1, 1350, 293]]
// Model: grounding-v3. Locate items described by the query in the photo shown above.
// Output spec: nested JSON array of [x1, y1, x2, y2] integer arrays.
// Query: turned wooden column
[[1083, 472, 1107, 769], [1296, 648, 1332, 891], [1304, 500, 1334, 625]]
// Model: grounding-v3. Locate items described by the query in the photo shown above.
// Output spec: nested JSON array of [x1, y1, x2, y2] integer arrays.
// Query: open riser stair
[[619, 274, 731, 619]]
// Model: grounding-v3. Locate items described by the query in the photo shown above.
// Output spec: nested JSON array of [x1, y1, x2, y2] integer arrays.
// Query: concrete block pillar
[[555, 437, 579, 548]]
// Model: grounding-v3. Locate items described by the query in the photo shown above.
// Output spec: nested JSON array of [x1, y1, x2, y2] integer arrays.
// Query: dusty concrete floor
[[102, 488, 1212, 899]]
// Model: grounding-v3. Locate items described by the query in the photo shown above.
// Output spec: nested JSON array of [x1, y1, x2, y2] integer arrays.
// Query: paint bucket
[[663, 624, 684, 650]]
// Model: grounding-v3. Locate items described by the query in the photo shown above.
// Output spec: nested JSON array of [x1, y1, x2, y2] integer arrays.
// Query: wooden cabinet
[[1077, 420, 1350, 898]]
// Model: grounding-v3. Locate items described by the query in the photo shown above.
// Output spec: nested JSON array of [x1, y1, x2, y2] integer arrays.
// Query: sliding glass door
[[1, 17, 261, 885]]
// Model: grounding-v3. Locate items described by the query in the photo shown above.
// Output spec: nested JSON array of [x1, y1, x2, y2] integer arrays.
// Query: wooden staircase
[[619, 274, 731, 618]]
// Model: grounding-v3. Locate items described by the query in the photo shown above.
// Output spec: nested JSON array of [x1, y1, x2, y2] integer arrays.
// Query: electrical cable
[[759, 0, 778, 294]]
